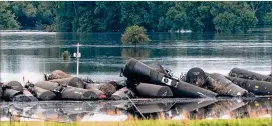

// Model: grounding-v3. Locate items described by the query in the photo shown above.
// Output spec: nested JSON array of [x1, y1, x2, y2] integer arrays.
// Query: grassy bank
[[0, 118, 271, 126]]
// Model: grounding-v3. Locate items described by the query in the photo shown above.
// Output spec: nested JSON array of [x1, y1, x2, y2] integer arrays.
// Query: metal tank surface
[[34, 81, 98, 100], [123, 58, 218, 98], [61, 86, 98, 100], [94, 83, 117, 97], [2, 81, 24, 101], [49, 77, 86, 89], [206, 73, 249, 97], [45, 70, 72, 80], [111, 87, 135, 100], [229, 68, 271, 82], [185, 67, 207, 87], [27, 85, 56, 100], [136, 83, 173, 98], [226, 76, 272, 95], [13, 88, 38, 102]]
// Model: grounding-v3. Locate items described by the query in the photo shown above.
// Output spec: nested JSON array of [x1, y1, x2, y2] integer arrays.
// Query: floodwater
[[0, 28, 271, 83], [0, 98, 271, 122], [0, 28, 272, 122]]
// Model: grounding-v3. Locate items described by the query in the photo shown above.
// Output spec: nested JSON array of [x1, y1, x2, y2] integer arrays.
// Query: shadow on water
[[121, 48, 151, 61], [0, 97, 271, 122]]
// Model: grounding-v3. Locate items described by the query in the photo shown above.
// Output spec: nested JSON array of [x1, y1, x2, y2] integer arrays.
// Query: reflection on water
[[0, 98, 270, 122], [121, 48, 151, 60], [0, 29, 271, 83]]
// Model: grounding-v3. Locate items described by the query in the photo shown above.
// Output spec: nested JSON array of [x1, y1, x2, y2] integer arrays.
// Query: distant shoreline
[[0, 27, 271, 33]]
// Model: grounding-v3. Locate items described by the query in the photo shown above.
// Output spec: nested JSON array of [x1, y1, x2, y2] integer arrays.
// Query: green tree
[[36, 2, 55, 29], [10, 2, 36, 28], [9, 1, 55, 30], [55, 2, 75, 32], [94, 2, 121, 32], [247, 1, 272, 25], [165, 2, 188, 31], [240, 10, 258, 32], [156, 2, 174, 31], [213, 12, 239, 32], [121, 25, 151, 45], [120, 2, 151, 31], [77, 2, 95, 32], [0, 2, 20, 29], [211, 2, 258, 32], [182, 2, 205, 32], [0, 1, 270, 32]]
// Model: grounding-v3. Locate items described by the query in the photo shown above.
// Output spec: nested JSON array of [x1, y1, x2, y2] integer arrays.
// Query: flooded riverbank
[[0, 28, 271, 123], [0, 29, 271, 83]]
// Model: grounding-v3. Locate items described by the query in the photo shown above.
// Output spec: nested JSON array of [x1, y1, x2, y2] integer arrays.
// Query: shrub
[[62, 51, 70, 60], [121, 25, 151, 45]]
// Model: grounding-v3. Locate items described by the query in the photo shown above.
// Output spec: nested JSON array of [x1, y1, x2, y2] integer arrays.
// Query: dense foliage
[[121, 26, 151, 45], [0, 2, 20, 29], [0, 1, 271, 33]]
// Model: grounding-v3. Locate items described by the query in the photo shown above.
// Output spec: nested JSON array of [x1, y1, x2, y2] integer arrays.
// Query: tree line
[[0, 1, 271, 33]]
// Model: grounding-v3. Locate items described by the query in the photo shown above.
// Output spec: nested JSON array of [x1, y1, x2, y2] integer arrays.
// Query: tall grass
[[0, 118, 271, 126]]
